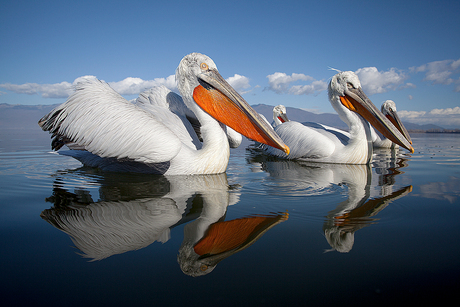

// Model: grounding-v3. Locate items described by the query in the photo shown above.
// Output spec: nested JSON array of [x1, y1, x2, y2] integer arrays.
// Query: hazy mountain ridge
[[0, 103, 449, 133], [0, 103, 58, 130]]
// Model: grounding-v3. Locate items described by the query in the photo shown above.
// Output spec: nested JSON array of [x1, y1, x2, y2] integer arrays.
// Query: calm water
[[1, 131, 459, 306]]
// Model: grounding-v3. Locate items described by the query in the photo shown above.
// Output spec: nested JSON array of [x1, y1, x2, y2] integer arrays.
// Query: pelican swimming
[[269, 100, 411, 150], [39, 53, 289, 175], [371, 100, 412, 149], [261, 71, 414, 164]]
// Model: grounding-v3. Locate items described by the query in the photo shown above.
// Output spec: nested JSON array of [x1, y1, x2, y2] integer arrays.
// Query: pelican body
[[261, 71, 413, 164], [39, 53, 289, 175]]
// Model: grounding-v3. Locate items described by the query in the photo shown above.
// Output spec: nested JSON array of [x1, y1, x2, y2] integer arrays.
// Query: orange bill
[[340, 92, 414, 153], [194, 84, 289, 154], [386, 112, 412, 145]]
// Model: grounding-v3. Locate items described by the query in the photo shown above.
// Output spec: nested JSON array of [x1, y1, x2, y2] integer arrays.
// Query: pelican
[[39, 53, 289, 175], [371, 100, 412, 149], [272, 104, 289, 127], [270, 101, 411, 150], [261, 71, 414, 164]]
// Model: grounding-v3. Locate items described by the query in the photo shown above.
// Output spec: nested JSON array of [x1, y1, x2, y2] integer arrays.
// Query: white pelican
[[39, 53, 289, 175], [272, 104, 289, 127], [270, 101, 411, 150], [261, 71, 414, 164], [255, 104, 289, 148], [371, 100, 412, 149]]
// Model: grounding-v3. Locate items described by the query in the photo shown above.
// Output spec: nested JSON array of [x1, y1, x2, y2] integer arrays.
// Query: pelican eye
[[200, 63, 209, 71], [200, 264, 208, 271], [346, 82, 354, 89]]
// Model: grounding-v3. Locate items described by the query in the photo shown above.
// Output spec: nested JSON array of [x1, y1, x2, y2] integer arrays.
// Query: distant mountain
[[400, 122, 445, 131], [0, 103, 447, 136], [0, 103, 59, 111], [0, 103, 59, 130], [252, 104, 348, 130], [0, 103, 61, 151], [252, 103, 446, 132]]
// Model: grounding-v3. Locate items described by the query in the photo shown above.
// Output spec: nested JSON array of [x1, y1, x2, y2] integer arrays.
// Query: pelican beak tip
[[283, 145, 290, 155]]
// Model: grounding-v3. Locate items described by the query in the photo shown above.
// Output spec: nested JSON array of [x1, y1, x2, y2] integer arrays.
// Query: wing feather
[[134, 85, 202, 150], [39, 76, 182, 164], [135, 85, 242, 149]]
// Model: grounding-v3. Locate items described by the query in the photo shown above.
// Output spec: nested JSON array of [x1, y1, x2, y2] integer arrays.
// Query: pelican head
[[381, 100, 412, 145], [176, 53, 289, 154], [328, 71, 414, 153], [273, 104, 289, 126]]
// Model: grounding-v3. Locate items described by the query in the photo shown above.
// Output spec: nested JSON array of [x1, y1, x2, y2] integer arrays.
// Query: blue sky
[[1, 0, 460, 128]]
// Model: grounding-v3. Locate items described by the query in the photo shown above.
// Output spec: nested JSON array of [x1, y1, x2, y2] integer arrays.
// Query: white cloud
[[226, 74, 251, 94], [265, 67, 413, 97], [355, 67, 409, 95], [108, 75, 177, 95], [399, 107, 460, 128], [288, 80, 328, 95], [266, 72, 326, 95], [0, 81, 74, 98], [0, 75, 178, 99], [430, 106, 460, 115], [410, 58, 460, 92], [398, 110, 427, 119], [0, 73, 253, 98], [401, 82, 416, 89]]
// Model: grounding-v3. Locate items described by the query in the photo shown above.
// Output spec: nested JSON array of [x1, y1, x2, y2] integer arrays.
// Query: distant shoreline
[[409, 130, 460, 134], [2, 103, 459, 133]]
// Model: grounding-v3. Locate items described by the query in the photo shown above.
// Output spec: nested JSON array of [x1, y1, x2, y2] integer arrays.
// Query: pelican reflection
[[41, 171, 287, 276], [247, 148, 411, 252], [324, 185, 411, 253]]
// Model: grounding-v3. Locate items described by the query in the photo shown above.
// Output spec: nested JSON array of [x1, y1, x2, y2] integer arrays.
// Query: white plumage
[[135, 85, 243, 149], [371, 100, 412, 149], [260, 71, 413, 164], [272, 104, 289, 127], [39, 53, 288, 175]]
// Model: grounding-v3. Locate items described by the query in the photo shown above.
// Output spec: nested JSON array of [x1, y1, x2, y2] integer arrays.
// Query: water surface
[[1, 131, 459, 306]]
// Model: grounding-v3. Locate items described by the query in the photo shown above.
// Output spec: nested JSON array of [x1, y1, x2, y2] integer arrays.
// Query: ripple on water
[[0, 150, 100, 199], [228, 174, 349, 224]]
